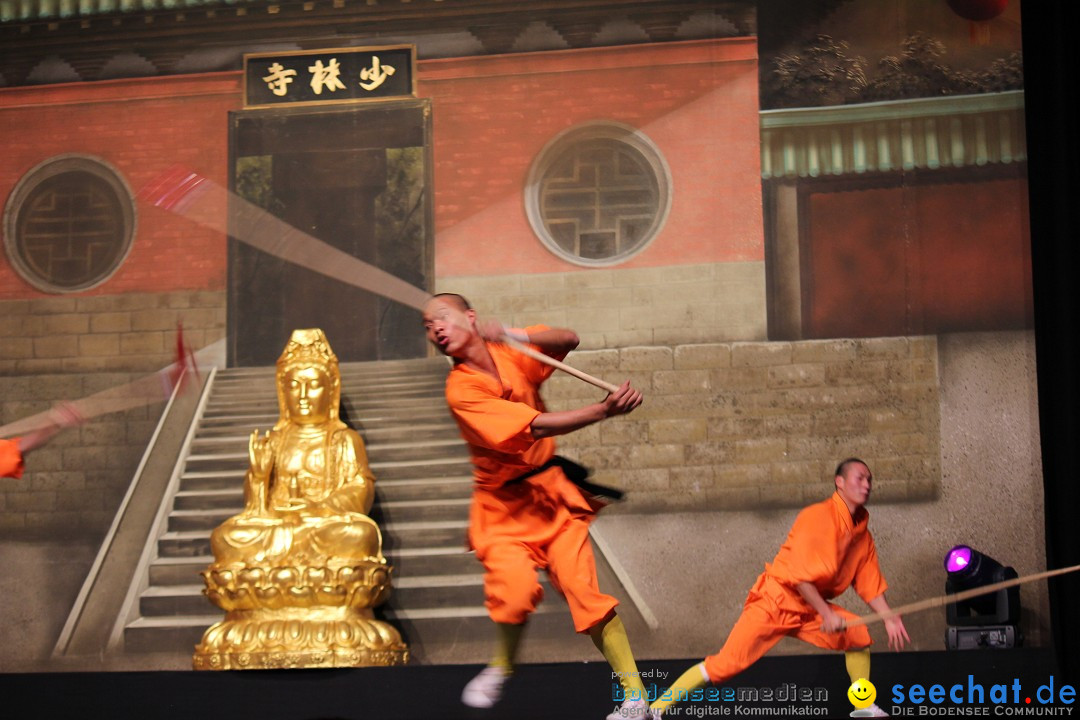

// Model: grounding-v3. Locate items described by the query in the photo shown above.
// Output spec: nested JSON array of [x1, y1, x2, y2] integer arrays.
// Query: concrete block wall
[[0, 291, 225, 374], [541, 335, 941, 511], [438, 261, 767, 349], [0, 290, 226, 540]]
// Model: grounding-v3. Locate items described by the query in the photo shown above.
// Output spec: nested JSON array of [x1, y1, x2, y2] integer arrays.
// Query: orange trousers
[[479, 515, 617, 633], [703, 577, 872, 683]]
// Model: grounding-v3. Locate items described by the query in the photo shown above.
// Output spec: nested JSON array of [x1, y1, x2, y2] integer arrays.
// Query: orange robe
[[0, 438, 25, 479], [703, 492, 887, 683], [444, 329, 617, 632]]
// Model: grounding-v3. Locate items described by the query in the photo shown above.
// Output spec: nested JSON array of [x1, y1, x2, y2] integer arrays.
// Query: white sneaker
[[461, 666, 510, 708], [606, 697, 657, 720], [850, 704, 889, 718]]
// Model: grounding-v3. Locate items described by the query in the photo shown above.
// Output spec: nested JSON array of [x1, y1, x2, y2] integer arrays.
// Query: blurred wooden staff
[[140, 165, 624, 395], [0, 325, 198, 441], [845, 563, 1080, 629]]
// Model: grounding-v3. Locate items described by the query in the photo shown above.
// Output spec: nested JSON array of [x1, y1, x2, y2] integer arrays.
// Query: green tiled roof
[[0, 0, 264, 22]]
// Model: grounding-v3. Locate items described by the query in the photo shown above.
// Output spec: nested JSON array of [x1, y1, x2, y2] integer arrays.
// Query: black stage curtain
[[1023, 0, 1080, 679]]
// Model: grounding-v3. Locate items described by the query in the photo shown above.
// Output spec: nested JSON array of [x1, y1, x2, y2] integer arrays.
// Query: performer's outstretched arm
[[476, 319, 579, 358], [530, 381, 642, 438]]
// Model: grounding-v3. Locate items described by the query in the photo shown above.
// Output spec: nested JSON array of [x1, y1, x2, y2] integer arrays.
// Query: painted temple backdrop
[[0, 0, 1041, 677]]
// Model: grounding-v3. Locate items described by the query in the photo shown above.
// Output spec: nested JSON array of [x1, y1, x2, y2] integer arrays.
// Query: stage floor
[[1, 648, 1072, 719]]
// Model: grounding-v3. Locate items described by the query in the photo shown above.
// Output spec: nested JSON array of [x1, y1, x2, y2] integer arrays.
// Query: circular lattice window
[[526, 123, 672, 266], [3, 155, 136, 293]]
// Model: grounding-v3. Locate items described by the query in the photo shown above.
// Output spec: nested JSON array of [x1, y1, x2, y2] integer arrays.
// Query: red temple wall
[[0, 75, 240, 300], [0, 38, 760, 300], [423, 38, 763, 277]]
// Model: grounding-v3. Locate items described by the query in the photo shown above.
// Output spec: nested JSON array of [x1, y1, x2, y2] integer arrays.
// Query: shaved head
[[429, 293, 471, 312], [835, 457, 869, 480]]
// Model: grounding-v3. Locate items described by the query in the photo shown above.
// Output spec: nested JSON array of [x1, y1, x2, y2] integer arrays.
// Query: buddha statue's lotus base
[[193, 561, 409, 670], [192, 609, 409, 670]]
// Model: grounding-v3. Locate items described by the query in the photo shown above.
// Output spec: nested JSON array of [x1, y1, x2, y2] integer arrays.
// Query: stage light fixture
[[943, 544, 1021, 649]]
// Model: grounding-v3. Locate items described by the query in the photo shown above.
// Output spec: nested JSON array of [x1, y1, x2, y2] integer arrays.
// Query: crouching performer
[[651, 459, 909, 718]]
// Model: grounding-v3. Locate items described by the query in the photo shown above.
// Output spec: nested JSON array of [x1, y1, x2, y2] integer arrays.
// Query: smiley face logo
[[847, 678, 877, 709]]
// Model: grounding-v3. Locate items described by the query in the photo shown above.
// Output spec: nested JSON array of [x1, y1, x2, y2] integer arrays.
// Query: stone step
[[213, 370, 447, 385], [167, 505, 474, 533], [140, 585, 214, 617], [190, 423, 461, 447], [207, 388, 449, 402], [122, 602, 569, 659], [380, 521, 471, 552], [138, 572, 540, 617], [387, 547, 484, 578], [214, 358, 447, 379], [172, 489, 242, 511], [371, 458, 474, 481], [182, 438, 468, 467], [176, 471, 246, 493], [195, 406, 454, 429], [174, 475, 472, 502], [148, 557, 211, 587], [123, 615, 220, 654], [147, 548, 484, 587], [371, 498, 471, 525], [179, 454, 470, 479], [158, 521, 470, 557], [168, 497, 470, 525], [374, 476, 473, 502], [203, 394, 444, 413]]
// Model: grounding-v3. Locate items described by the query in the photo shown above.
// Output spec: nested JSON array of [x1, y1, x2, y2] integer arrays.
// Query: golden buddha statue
[[193, 328, 408, 670]]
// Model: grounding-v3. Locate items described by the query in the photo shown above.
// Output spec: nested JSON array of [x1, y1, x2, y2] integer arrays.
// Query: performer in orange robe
[[423, 293, 653, 720], [651, 458, 909, 719]]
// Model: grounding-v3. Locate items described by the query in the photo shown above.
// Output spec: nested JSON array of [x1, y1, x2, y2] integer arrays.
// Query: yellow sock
[[845, 647, 871, 684], [651, 662, 708, 715], [589, 614, 646, 699], [490, 622, 525, 673]]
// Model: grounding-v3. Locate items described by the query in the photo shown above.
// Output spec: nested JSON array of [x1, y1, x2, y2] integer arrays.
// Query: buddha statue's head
[[274, 328, 343, 429]]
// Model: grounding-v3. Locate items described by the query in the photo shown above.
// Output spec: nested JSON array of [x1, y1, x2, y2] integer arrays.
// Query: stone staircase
[[118, 356, 575, 664]]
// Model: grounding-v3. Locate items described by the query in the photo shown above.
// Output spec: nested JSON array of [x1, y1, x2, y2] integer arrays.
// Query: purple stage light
[[945, 545, 973, 573]]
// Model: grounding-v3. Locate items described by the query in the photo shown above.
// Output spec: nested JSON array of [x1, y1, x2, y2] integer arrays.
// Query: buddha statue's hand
[[278, 498, 310, 515], [249, 429, 275, 480]]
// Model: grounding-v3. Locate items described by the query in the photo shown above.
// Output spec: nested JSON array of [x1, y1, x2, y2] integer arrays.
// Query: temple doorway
[[227, 100, 433, 366]]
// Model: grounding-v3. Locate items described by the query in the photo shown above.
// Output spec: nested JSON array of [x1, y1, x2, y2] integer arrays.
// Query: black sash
[[505, 455, 624, 503]]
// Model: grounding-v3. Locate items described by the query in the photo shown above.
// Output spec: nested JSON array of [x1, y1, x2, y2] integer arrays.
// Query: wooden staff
[[501, 335, 620, 394], [0, 329, 196, 439], [844, 563, 1080, 629]]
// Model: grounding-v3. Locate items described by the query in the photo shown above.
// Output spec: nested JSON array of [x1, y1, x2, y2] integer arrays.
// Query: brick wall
[[0, 75, 238, 302], [542, 335, 941, 511], [425, 38, 764, 278]]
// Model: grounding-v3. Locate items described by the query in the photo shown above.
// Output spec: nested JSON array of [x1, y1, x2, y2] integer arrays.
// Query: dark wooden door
[[227, 100, 432, 366]]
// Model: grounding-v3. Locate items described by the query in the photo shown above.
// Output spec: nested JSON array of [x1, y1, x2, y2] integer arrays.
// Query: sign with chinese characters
[[243, 45, 416, 109]]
